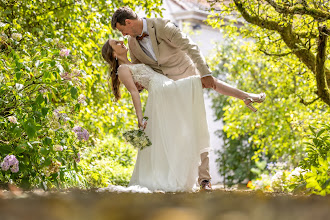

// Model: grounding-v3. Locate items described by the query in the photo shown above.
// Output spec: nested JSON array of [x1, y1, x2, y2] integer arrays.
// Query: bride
[[101, 39, 265, 192]]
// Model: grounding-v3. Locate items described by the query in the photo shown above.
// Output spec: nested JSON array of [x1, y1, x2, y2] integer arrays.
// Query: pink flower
[[54, 145, 64, 151], [60, 72, 72, 80], [59, 48, 70, 57], [72, 69, 81, 77], [8, 116, 17, 124]]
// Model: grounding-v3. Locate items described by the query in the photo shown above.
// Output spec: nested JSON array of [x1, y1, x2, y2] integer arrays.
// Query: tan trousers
[[198, 152, 211, 185]]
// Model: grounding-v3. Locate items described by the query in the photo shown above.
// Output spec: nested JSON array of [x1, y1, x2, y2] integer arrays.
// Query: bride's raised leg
[[213, 78, 266, 112]]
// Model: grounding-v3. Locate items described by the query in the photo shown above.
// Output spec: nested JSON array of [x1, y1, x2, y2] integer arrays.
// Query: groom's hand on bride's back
[[201, 76, 216, 89]]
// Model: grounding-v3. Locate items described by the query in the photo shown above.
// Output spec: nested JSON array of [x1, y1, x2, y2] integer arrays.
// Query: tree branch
[[233, 0, 283, 32], [233, 0, 330, 89], [299, 96, 320, 106], [259, 49, 293, 57], [315, 25, 330, 106], [0, 139, 10, 144], [265, 0, 330, 21]]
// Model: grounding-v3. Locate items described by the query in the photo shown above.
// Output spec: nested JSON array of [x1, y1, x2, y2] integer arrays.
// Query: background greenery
[[0, 0, 161, 189], [207, 0, 330, 195]]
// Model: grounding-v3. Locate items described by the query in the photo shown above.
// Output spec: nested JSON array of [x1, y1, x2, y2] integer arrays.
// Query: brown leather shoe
[[200, 180, 212, 191]]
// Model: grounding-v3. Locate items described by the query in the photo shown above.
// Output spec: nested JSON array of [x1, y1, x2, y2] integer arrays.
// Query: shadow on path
[[0, 187, 329, 220]]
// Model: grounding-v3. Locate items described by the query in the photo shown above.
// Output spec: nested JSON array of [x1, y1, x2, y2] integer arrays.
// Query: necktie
[[136, 33, 149, 41]]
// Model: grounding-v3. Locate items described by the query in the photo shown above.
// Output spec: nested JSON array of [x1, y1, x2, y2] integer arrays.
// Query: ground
[[0, 185, 329, 220]]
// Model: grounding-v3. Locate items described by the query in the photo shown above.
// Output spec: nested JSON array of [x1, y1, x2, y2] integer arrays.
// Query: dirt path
[[0, 187, 329, 220]]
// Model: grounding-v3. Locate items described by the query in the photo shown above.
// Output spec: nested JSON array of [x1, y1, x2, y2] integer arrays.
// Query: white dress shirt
[[137, 19, 157, 61]]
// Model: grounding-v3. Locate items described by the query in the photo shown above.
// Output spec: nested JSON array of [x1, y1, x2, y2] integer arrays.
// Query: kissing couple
[[101, 7, 266, 192]]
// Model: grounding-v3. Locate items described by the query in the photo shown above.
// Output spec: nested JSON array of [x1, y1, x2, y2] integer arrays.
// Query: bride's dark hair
[[101, 39, 121, 101]]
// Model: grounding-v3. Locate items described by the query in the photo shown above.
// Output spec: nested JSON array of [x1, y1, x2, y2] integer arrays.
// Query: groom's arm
[[160, 20, 212, 77]]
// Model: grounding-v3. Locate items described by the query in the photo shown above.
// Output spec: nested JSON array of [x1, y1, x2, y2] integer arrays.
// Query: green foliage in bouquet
[[123, 130, 152, 150]]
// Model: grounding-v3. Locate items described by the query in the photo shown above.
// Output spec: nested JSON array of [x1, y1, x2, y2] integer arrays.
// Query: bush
[[0, 0, 161, 190], [299, 124, 330, 196], [80, 135, 137, 188]]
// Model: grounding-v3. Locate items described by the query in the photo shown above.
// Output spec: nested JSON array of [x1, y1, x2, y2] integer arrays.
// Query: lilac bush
[[73, 126, 89, 141]]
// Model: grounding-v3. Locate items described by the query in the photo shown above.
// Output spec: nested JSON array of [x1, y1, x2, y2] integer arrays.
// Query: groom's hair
[[111, 7, 138, 30]]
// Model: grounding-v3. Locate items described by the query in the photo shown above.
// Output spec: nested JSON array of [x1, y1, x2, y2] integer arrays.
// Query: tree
[[208, 0, 330, 106]]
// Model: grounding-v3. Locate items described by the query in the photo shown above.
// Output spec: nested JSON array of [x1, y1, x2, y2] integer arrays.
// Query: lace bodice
[[120, 64, 159, 90]]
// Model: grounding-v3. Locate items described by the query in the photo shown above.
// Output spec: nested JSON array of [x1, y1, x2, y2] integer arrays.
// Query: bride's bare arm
[[117, 65, 144, 127]]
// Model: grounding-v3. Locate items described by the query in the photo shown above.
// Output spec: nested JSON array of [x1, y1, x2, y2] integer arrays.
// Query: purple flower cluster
[[60, 72, 72, 80], [1, 155, 19, 173], [73, 126, 89, 141], [60, 70, 81, 81], [53, 109, 69, 122]]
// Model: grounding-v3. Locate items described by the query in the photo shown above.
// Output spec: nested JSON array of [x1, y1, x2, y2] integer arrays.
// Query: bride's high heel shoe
[[243, 93, 266, 112]]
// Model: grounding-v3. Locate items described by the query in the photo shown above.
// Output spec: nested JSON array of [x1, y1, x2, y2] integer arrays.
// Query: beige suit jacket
[[128, 18, 211, 80]]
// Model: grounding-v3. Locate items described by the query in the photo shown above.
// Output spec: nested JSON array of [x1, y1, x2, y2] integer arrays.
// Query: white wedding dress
[[109, 64, 210, 193]]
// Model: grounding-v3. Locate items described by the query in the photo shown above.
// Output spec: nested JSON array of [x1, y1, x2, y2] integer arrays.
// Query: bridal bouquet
[[123, 117, 151, 150]]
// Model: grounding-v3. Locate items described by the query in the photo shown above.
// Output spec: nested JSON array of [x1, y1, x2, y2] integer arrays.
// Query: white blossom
[[11, 33, 22, 41], [8, 116, 17, 124]]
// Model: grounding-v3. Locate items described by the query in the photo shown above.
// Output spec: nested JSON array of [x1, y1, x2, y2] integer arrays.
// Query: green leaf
[[74, 103, 80, 112], [321, 178, 330, 189], [317, 129, 326, 138], [0, 145, 12, 154], [40, 147, 49, 156], [13, 126, 22, 137], [43, 137, 52, 146], [41, 107, 49, 116], [250, 167, 261, 175], [309, 125, 316, 136], [70, 87, 78, 99], [36, 94, 44, 105], [16, 71, 22, 81], [255, 160, 267, 170], [50, 60, 56, 67], [15, 145, 26, 154], [44, 158, 52, 166], [25, 119, 37, 139]]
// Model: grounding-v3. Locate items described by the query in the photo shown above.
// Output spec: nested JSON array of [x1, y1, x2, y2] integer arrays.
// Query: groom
[[111, 7, 213, 191]]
